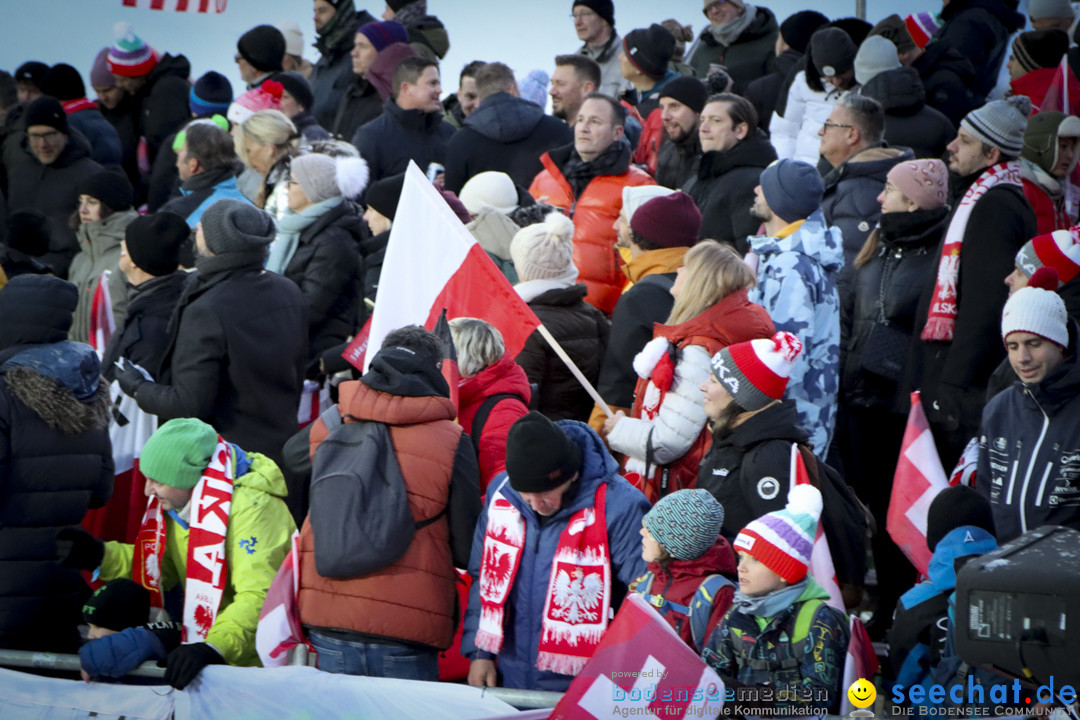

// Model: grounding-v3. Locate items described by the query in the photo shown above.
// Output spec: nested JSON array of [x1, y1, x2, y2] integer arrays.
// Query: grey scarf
[[708, 4, 758, 48], [732, 577, 808, 617]]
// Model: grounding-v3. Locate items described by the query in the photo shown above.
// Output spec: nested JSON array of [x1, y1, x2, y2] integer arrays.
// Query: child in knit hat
[[630, 489, 738, 652], [702, 484, 850, 714]]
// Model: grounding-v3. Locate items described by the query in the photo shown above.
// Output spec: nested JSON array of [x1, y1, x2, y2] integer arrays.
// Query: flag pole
[[536, 324, 615, 418]]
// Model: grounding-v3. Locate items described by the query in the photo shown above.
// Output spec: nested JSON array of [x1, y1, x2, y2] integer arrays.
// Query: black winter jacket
[[515, 284, 610, 421], [444, 92, 572, 194], [351, 101, 455, 183], [134, 54, 191, 169], [67, 107, 123, 168], [131, 254, 307, 466], [283, 201, 366, 371], [331, 75, 383, 144], [686, 8, 779, 94], [0, 341, 113, 652], [7, 135, 101, 278], [912, 43, 977, 128], [858, 68, 955, 160], [841, 207, 949, 411], [310, 9, 376, 130], [99, 94, 142, 197], [744, 49, 803, 132], [101, 271, 187, 382], [655, 128, 701, 192], [697, 399, 806, 539], [903, 175, 1037, 431], [933, 0, 1025, 102], [977, 324, 1080, 542], [684, 129, 776, 254]]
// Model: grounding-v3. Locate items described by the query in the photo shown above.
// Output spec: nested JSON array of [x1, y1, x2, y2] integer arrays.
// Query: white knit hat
[[510, 211, 578, 283], [854, 36, 901, 86], [621, 185, 676, 225], [277, 20, 304, 57], [459, 171, 518, 216], [1001, 286, 1068, 348]]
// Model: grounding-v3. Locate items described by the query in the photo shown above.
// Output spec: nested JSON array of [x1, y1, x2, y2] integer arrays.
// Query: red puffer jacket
[[529, 149, 655, 316], [458, 352, 532, 492]]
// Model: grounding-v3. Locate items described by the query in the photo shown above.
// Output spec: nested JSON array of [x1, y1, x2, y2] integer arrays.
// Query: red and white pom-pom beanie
[[709, 331, 803, 411]]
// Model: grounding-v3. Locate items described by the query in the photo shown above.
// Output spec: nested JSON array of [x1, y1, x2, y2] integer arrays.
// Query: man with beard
[[654, 76, 706, 190], [685, 93, 776, 253], [310, 0, 377, 130], [549, 54, 600, 128]]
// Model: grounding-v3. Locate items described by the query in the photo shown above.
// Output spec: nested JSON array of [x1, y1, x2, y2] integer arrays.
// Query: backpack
[[725, 598, 827, 671], [469, 391, 529, 464], [308, 415, 445, 579], [634, 572, 736, 652]]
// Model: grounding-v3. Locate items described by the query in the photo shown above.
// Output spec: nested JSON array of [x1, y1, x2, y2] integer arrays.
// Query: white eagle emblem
[[551, 567, 604, 624], [144, 553, 160, 584]]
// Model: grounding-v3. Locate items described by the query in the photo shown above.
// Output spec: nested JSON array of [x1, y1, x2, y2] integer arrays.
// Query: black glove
[[146, 620, 183, 654], [56, 527, 105, 570], [115, 358, 148, 398], [164, 642, 224, 690]]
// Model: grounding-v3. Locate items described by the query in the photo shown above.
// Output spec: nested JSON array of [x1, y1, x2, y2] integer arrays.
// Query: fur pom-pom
[[1028, 266, 1060, 291], [772, 331, 803, 363], [113, 21, 136, 42], [633, 337, 671, 380], [335, 156, 370, 200], [786, 483, 823, 517]]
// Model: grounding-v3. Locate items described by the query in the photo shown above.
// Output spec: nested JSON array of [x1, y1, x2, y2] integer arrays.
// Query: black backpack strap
[[471, 393, 527, 446]]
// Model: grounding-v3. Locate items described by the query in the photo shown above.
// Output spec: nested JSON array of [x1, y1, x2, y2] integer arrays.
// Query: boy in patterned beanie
[[702, 484, 850, 714]]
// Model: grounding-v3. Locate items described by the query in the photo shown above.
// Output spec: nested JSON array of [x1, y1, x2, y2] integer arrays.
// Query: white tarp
[[0, 667, 172, 720]]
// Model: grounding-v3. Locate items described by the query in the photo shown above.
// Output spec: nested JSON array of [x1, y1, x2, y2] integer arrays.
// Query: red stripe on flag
[[424, 244, 541, 360], [150, 0, 166, 9], [122, 0, 138, 6], [176, 0, 189, 10]]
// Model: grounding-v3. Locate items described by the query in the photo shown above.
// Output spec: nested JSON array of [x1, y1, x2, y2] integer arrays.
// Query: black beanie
[[828, 17, 872, 47], [658, 76, 708, 113], [41, 64, 86, 102], [23, 96, 68, 134], [810, 27, 857, 78], [780, 11, 830, 54], [272, 71, 314, 111], [190, 71, 234, 116], [366, 173, 406, 221], [82, 579, 151, 632], [926, 486, 997, 552], [15, 61, 48, 87], [572, 0, 615, 28], [6, 209, 51, 258], [126, 212, 188, 276], [623, 24, 676, 78], [237, 24, 286, 74], [505, 412, 583, 494], [77, 169, 134, 212], [0, 275, 78, 351]]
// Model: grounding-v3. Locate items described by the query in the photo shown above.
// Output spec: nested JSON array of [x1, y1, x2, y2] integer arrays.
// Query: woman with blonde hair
[[233, 109, 300, 218], [602, 239, 774, 503], [449, 317, 531, 493]]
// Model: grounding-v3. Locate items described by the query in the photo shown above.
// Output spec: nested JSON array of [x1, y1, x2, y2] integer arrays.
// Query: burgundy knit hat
[[629, 191, 701, 248]]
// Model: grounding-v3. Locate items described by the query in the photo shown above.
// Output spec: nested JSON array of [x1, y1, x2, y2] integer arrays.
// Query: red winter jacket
[[458, 352, 531, 492], [529, 149, 655, 316], [1022, 177, 1074, 235], [1011, 67, 1080, 115], [630, 537, 739, 651]]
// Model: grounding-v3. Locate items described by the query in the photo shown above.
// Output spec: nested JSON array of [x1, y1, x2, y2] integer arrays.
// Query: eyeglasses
[[822, 121, 854, 131], [571, 9, 596, 20], [27, 130, 62, 144]]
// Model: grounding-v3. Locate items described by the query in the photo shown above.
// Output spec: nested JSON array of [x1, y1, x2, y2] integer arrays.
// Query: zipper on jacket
[[1017, 389, 1050, 535]]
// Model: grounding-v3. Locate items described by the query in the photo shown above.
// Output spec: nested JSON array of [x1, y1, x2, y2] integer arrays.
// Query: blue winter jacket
[[69, 109, 123, 168], [79, 625, 171, 680], [748, 210, 843, 458], [461, 421, 650, 691]]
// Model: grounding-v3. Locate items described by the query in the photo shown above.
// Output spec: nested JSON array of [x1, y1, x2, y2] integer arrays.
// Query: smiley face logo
[[847, 678, 876, 709]]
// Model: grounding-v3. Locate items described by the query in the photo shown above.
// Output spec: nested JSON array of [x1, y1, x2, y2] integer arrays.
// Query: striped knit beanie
[[734, 484, 822, 584], [1016, 229, 1080, 283], [227, 80, 284, 126], [1011, 30, 1069, 75], [709, 331, 803, 412], [904, 12, 940, 49], [961, 96, 1032, 156], [643, 489, 725, 561], [107, 22, 158, 78]]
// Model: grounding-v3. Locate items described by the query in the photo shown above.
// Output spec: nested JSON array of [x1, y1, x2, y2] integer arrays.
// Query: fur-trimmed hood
[[0, 342, 110, 434]]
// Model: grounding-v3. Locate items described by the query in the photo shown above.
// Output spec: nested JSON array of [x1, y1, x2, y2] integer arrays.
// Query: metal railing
[[0, 649, 563, 710]]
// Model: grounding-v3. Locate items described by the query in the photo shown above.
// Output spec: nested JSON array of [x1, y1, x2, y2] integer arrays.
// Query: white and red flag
[[256, 530, 308, 668], [888, 391, 949, 578], [89, 271, 115, 357], [122, 0, 227, 12], [550, 593, 724, 720], [788, 443, 844, 612], [364, 162, 540, 372]]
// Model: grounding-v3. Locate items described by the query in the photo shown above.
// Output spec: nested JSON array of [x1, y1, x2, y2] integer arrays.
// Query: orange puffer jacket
[[529, 148, 655, 316]]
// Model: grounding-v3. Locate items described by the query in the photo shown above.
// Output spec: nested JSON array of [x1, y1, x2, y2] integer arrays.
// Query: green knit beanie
[[141, 418, 219, 489]]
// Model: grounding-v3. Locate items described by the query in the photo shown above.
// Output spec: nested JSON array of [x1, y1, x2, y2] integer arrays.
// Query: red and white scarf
[[133, 437, 236, 643], [61, 97, 97, 115], [475, 481, 611, 676], [922, 161, 1022, 342]]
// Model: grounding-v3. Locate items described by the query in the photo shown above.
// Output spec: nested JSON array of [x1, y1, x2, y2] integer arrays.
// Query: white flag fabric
[[122, 0, 227, 12]]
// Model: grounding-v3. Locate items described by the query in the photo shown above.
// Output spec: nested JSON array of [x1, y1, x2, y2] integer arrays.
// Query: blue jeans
[[308, 630, 439, 681]]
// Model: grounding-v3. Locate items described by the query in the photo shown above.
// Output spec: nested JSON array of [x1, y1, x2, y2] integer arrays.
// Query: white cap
[[278, 20, 304, 57], [621, 186, 676, 225], [459, 171, 518, 215], [1001, 286, 1068, 348]]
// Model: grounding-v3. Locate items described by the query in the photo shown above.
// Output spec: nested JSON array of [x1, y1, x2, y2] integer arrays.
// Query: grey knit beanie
[[854, 36, 900, 86], [291, 153, 339, 204], [961, 96, 1033, 157], [643, 489, 725, 561], [510, 211, 578, 284], [759, 159, 824, 223], [201, 199, 276, 255]]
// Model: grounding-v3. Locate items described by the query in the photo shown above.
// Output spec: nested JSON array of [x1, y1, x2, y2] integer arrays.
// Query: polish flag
[[789, 444, 844, 612], [888, 391, 949, 578], [256, 530, 309, 668], [551, 593, 724, 720], [122, 0, 227, 12], [364, 163, 540, 372], [89, 271, 115, 357], [433, 309, 460, 410]]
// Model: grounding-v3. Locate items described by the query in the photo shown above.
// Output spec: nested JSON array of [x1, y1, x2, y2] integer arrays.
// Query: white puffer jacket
[[769, 71, 851, 165]]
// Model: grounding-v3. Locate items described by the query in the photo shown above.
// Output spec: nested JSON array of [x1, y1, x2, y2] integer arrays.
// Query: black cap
[[926, 486, 997, 552], [6, 209, 51, 257], [15, 61, 48, 87], [77, 169, 134, 212], [272, 71, 314, 111], [82, 579, 151, 632], [23, 96, 68, 134], [41, 64, 86, 102], [505, 412, 583, 493], [0, 275, 78, 351], [780, 11, 830, 54], [365, 173, 406, 222], [237, 24, 286, 74], [658, 76, 708, 114], [125, 212, 188, 276], [623, 24, 677, 78], [810, 27, 857, 77]]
